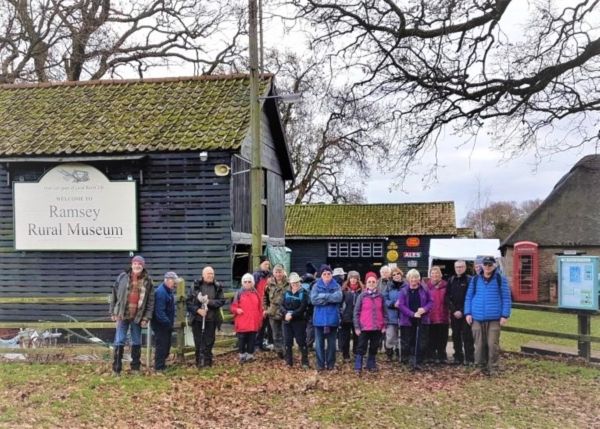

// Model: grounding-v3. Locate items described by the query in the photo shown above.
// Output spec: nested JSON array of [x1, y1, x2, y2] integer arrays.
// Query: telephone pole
[[249, 0, 262, 271]]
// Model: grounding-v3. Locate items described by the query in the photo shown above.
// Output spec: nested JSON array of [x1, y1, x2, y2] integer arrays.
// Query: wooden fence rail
[[507, 303, 600, 362]]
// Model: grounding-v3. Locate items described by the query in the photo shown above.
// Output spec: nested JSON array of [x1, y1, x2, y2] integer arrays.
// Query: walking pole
[[413, 318, 421, 369]]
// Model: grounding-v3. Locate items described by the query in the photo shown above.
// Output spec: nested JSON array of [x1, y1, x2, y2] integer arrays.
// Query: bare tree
[[463, 199, 542, 240], [266, 50, 390, 204], [0, 0, 246, 83], [289, 0, 600, 166]]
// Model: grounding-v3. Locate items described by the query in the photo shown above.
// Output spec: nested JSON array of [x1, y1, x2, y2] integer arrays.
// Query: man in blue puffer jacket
[[310, 264, 343, 371], [465, 256, 511, 376]]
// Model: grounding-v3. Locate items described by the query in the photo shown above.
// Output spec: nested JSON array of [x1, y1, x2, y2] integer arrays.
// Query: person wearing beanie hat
[[231, 273, 263, 364], [339, 271, 364, 362], [151, 271, 179, 371], [310, 263, 343, 371], [353, 272, 388, 373], [110, 256, 155, 375], [280, 272, 310, 368], [318, 264, 332, 277]]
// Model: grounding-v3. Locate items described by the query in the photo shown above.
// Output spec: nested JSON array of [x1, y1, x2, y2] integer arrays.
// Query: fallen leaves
[[0, 353, 599, 428]]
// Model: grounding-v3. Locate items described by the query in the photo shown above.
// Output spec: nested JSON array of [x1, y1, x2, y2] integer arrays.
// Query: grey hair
[[406, 269, 421, 280], [380, 265, 391, 274]]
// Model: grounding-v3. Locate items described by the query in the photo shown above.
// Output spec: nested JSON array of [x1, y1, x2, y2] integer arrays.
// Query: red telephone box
[[512, 241, 539, 302]]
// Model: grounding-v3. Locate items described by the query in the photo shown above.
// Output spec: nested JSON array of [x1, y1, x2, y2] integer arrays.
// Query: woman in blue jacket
[[310, 264, 343, 371]]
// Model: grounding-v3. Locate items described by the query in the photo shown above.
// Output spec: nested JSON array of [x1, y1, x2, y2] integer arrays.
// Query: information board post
[[577, 314, 591, 361]]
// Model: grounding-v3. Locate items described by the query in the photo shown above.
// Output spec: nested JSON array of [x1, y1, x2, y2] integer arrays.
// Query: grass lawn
[[1, 352, 599, 428], [501, 309, 600, 352]]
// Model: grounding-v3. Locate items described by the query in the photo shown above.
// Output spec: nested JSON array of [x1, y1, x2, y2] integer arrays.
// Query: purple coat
[[395, 285, 433, 327], [353, 290, 388, 331]]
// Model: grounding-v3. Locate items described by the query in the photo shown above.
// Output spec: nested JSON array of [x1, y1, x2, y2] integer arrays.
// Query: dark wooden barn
[[0, 74, 293, 322], [285, 202, 457, 279]]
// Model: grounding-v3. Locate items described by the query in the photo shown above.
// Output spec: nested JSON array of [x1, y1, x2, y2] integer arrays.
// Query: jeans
[[472, 320, 501, 371], [451, 316, 474, 363], [153, 324, 172, 370], [114, 319, 143, 346], [314, 326, 337, 370]]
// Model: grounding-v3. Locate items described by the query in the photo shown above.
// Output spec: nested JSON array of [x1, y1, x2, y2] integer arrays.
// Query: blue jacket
[[464, 270, 512, 322], [153, 283, 176, 327], [383, 281, 404, 325], [310, 278, 343, 327]]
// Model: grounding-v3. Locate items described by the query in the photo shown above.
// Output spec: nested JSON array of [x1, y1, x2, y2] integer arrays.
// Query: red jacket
[[230, 288, 263, 333], [427, 279, 449, 324]]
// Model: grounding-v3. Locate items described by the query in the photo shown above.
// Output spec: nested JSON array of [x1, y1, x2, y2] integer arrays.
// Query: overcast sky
[[365, 139, 596, 226]]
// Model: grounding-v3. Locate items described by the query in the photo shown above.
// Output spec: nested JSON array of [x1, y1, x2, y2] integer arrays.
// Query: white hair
[[380, 265, 391, 274]]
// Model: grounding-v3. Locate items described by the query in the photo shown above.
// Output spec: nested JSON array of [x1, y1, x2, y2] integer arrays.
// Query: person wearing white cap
[[152, 271, 179, 371]]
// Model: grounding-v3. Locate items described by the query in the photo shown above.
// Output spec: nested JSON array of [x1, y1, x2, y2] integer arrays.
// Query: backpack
[[473, 272, 502, 296]]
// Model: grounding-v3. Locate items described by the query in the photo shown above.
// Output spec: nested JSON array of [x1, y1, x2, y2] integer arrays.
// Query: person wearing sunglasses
[[464, 256, 512, 376]]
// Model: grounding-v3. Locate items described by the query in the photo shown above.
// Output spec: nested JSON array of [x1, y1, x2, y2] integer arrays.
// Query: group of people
[[232, 255, 512, 375], [109, 257, 227, 374], [109, 254, 512, 377]]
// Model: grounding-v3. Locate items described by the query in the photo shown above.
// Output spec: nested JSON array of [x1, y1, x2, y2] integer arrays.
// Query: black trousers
[[192, 319, 216, 366], [237, 332, 257, 355], [153, 325, 173, 370], [356, 330, 382, 357], [400, 321, 429, 365], [338, 322, 358, 359], [283, 320, 308, 365], [451, 317, 474, 363], [428, 324, 449, 361]]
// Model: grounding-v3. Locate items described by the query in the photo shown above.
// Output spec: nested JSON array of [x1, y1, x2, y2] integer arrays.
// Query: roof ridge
[[0, 73, 274, 90], [287, 201, 454, 207]]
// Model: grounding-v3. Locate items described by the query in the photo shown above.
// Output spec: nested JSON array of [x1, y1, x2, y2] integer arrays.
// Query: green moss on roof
[[285, 203, 456, 237], [0, 75, 271, 156]]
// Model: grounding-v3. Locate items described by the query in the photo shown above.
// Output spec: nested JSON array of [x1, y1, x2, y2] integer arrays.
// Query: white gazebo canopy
[[428, 238, 501, 269]]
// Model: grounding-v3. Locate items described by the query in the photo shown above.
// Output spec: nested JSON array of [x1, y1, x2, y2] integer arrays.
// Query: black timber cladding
[[287, 235, 455, 279], [0, 152, 233, 321]]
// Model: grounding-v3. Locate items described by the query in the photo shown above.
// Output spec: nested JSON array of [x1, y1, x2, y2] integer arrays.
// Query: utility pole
[[249, 0, 262, 271]]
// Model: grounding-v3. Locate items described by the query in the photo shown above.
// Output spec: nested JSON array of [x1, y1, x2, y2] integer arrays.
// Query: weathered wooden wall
[[0, 151, 233, 321]]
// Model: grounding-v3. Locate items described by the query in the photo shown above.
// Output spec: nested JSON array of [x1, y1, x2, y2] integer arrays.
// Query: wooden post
[[176, 278, 187, 363], [577, 313, 591, 362]]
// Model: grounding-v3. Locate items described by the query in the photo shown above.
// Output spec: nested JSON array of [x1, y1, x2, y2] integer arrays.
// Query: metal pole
[[249, 0, 262, 271]]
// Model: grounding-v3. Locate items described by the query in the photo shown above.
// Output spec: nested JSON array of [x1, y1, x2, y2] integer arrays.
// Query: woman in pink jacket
[[353, 272, 388, 373], [426, 266, 449, 364]]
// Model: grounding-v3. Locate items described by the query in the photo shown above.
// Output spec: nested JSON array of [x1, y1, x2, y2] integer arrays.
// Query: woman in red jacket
[[231, 273, 263, 364]]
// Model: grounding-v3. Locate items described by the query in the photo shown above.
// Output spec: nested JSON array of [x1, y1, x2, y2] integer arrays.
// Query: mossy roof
[[0, 74, 272, 156], [285, 202, 457, 237]]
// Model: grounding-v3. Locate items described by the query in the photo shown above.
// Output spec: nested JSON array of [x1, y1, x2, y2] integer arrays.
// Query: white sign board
[[14, 163, 137, 251], [558, 256, 599, 310]]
